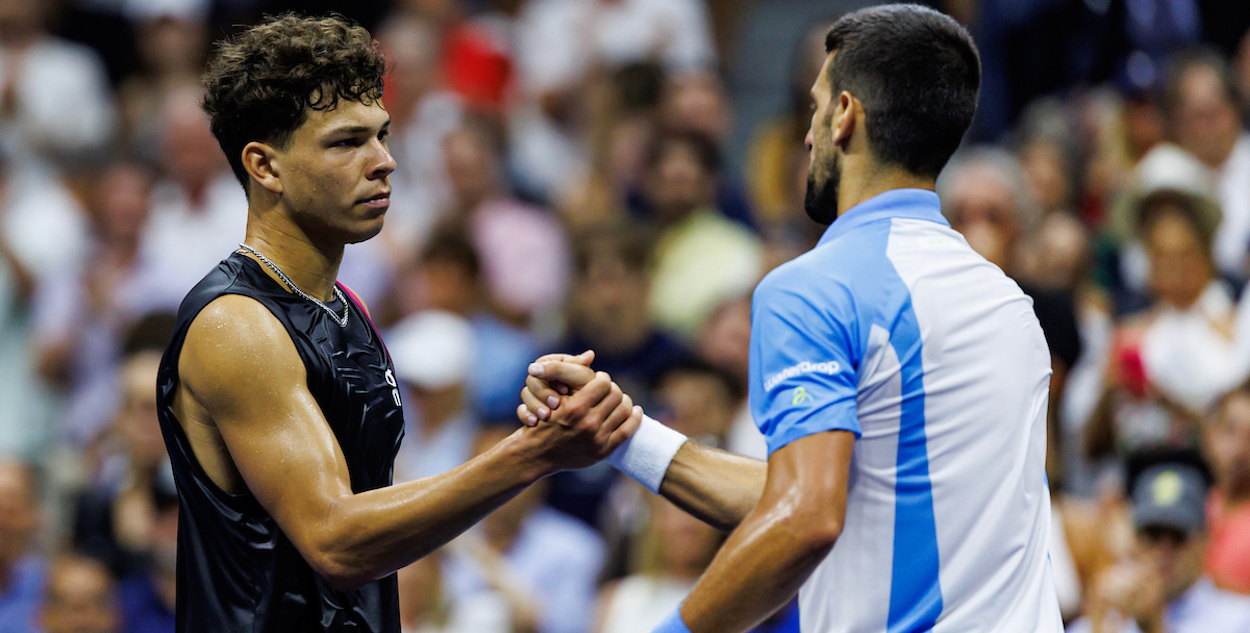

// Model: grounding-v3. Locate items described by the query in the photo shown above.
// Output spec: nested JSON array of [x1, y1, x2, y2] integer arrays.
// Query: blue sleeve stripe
[[886, 291, 944, 633]]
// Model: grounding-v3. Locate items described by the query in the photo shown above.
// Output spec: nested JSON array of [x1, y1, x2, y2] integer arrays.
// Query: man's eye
[[378, 130, 389, 141], [334, 138, 361, 148]]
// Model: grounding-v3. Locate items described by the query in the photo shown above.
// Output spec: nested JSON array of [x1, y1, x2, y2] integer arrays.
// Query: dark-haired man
[[521, 5, 1063, 632], [156, 14, 641, 633]]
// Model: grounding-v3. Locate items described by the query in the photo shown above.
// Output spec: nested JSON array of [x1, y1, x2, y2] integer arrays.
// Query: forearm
[[659, 442, 767, 533], [313, 433, 546, 589], [679, 494, 837, 633]]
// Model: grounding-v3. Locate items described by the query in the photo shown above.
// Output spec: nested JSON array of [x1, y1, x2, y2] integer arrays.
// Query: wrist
[[498, 429, 557, 484], [607, 414, 687, 494]]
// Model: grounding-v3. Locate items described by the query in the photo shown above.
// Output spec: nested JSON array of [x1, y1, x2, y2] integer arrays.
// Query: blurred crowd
[[2, 0, 1250, 632]]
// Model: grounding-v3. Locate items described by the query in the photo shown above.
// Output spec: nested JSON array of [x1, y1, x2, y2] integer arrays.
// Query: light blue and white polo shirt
[[748, 189, 1062, 632]]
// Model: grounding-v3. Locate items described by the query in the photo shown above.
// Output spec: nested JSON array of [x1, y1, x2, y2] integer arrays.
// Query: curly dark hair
[[201, 13, 387, 191]]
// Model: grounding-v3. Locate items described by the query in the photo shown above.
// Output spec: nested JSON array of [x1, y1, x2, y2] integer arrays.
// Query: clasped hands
[[514, 350, 642, 470]]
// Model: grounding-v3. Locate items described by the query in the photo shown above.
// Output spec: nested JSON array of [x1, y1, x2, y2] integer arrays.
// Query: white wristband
[[606, 414, 687, 494]]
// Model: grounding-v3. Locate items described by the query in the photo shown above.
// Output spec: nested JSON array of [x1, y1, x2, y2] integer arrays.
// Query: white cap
[[386, 310, 476, 390]]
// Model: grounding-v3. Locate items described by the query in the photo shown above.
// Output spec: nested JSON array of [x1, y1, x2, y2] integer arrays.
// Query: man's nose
[[805, 128, 815, 152]]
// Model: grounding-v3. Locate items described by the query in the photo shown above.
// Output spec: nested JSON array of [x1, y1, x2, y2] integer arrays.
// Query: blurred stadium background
[[2, 0, 1250, 631]]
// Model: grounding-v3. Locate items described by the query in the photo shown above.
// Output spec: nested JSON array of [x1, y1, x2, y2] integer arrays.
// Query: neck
[[836, 159, 935, 216], [241, 199, 343, 302]]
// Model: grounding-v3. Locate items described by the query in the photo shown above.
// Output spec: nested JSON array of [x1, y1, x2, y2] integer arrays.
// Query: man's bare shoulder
[[179, 293, 306, 411]]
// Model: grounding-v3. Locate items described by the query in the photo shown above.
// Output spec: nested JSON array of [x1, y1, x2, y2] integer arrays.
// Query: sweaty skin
[[172, 98, 643, 593], [520, 48, 939, 633]]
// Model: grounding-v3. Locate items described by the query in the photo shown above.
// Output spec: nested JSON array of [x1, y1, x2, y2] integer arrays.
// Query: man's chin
[[342, 215, 386, 244]]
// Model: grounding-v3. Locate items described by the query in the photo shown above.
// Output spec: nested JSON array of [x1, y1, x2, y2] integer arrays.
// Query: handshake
[[513, 350, 688, 492]]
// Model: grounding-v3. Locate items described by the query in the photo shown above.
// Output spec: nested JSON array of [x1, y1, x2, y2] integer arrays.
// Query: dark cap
[[1131, 463, 1207, 535]]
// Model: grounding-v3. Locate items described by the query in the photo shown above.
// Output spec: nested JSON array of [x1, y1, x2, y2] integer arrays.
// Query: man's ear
[[832, 91, 857, 152], [241, 141, 283, 195]]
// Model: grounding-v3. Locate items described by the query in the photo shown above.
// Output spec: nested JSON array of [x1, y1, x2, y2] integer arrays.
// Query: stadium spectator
[[509, 0, 716, 196], [0, 459, 44, 633], [548, 222, 690, 526], [34, 160, 155, 444], [386, 310, 480, 483], [71, 341, 172, 580], [695, 295, 764, 460], [392, 230, 537, 420], [643, 131, 762, 341], [375, 14, 464, 259], [395, 553, 510, 633], [440, 120, 570, 323], [1162, 50, 1250, 283], [650, 360, 740, 448], [132, 86, 246, 313], [443, 425, 605, 633], [115, 490, 176, 633], [1204, 383, 1250, 594], [1071, 463, 1250, 633], [593, 495, 722, 633], [0, 0, 116, 161], [37, 555, 119, 633], [117, 4, 207, 159]]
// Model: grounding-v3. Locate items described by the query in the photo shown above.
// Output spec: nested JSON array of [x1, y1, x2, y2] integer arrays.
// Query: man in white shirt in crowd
[[1162, 49, 1250, 283]]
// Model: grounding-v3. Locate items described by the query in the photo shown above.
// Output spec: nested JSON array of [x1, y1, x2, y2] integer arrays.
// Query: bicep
[[180, 296, 353, 550], [763, 430, 856, 528]]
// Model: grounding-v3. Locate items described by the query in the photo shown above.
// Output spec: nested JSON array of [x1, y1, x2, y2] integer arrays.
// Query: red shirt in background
[[1206, 490, 1250, 594]]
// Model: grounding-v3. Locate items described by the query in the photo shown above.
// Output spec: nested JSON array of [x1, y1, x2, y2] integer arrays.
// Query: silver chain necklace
[[237, 243, 349, 328]]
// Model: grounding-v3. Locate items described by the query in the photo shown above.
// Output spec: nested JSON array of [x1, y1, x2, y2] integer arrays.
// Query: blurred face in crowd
[[650, 497, 721, 577], [661, 73, 732, 140], [1172, 64, 1242, 169], [942, 164, 1020, 270], [571, 244, 650, 351], [443, 127, 499, 211], [260, 97, 395, 245], [645, 140, 716, 223], [378, 17, 440, 119], [138, 17, 206, 77], [0, 0, 43, 42], [1206, 392, 1250, 500], [805, 53, 841, 224], [38, 558, 119, 633], [94, 163, 153, 244], [699, 296, 752, 384], [163, 89, 228, 196], [1134, 524, 1205, 602], [0, 461, 36, 572], [116, 352, 167, 470], [1019, 138, 1071, 214], [655, 369, 737, 440], [413, 257, 477, 315], [1144, 204, 1212, 311]]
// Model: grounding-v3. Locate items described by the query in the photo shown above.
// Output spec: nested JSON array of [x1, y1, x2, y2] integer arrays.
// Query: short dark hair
[[644, 129, 722, 176], [202, 14, 387, 191], [419, 228, 482, 279], [824, 4, 980, 178], [572, 222, 654, 277], [1137, 190, 1216, 258]]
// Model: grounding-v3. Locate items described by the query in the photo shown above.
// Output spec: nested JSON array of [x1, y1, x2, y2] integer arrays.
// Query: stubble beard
[[804, 149, 841, 225]]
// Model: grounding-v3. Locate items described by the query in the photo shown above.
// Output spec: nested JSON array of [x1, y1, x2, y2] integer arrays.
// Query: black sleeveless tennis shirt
[[156, 252, 405, 633]]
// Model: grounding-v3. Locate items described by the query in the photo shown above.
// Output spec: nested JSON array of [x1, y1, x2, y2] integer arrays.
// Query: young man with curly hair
[[155, 14, 642, 633]]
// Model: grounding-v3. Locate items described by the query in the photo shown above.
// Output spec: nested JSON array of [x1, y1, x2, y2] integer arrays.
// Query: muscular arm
[[178, 296, 638, 592], [659, 443, 766, 533], [679, 431, 854, 633]]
